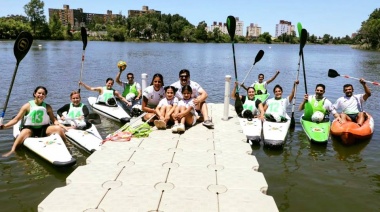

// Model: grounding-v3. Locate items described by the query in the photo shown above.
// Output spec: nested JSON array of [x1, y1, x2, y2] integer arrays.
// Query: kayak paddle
[[0, 31, 33, 125], [78, 27, 88, 93], [328, 69, 380, 86]]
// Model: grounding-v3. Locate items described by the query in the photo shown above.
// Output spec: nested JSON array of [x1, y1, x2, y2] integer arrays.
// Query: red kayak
[[330, 113, 374, 145]]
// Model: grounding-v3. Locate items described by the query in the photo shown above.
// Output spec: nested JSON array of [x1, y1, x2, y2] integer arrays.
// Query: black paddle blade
[[13, 31, 33, 64], [290, 116, 295, 128], [226, 16, 236, 41], [254, 50, 265, 65], [234, 93, 243, 117], [81, 27, 87, 50], [299, 29, 307, 55], [328, 69, 340, 78]]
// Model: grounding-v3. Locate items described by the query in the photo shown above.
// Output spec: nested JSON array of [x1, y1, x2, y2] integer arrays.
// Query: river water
[[0, 40, 379, 211]]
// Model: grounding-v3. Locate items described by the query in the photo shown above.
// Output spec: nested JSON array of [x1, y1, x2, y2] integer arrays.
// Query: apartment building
[[48, 4, 120, 29], [209, 17, 244, 36], [128, 6, 161, 18], [246, 23, 261, 38], [275, 20, 295, 37]]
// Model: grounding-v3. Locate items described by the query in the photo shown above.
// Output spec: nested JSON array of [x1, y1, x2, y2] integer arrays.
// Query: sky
[[0, 0, 378, 37]]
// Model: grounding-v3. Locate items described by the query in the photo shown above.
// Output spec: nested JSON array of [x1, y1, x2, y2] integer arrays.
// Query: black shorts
[[347, 113, 358, 122], [21, 125, 49, 137]]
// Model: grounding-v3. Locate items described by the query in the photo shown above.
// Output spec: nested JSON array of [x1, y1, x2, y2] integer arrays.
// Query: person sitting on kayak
[[331, 79, 371, 126], [231, 81, 264, 120], [264, 80, 299, 122], [241, 71, 280, 95], [115, 61, 142, 112], [298, 84, 333, 122], [57, 91, 91, 130], [79, 78, 128, 107], [0, 86, 68, 157]]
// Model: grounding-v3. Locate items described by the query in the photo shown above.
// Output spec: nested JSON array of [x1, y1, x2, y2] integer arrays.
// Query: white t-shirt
[[178, 98, 198, 116], [142, 85, 165, 108], [332, 94, 365, 115], [171, 80, 203, 100], [157, 97, 179, 107]]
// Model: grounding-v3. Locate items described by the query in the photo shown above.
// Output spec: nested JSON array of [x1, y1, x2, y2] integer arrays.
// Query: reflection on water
[[1, 41, 380, 211]]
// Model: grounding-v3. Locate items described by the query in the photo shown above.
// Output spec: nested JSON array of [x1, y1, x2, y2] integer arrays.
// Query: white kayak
[[238, 117, 262, 145], [88, 97, 130, 124], [13, 121, 76, 167], [262, 114, 291, 148], [57, 116, 102, 153]]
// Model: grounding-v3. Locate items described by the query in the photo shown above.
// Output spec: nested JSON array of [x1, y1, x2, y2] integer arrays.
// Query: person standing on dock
[[171, 69, 214, 128], [115, 61, 142, 113]]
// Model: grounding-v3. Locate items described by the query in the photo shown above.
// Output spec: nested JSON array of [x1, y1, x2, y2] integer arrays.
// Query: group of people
[[0, 63, 371, 157], [233, 71, 372, 126], [0, 87, 91, 157]]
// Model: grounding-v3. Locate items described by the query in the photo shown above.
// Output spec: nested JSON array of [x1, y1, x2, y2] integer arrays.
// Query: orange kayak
[[330, 113, 374, 145]]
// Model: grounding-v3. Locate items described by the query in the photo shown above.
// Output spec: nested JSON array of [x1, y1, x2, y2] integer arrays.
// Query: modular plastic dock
[[38, 104, 278, 212]]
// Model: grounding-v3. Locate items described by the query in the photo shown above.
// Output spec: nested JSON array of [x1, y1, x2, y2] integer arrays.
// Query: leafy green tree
[[258, 32, 272, 44], [357, 8, 380, 49], [49, 13, 63, 40], [194, 21, 207, 42], [322, 34, 331, 43], [24, 0, 46, 34]]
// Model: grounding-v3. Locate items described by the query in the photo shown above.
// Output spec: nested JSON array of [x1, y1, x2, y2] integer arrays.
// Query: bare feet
[[2, 150, 14, 157]]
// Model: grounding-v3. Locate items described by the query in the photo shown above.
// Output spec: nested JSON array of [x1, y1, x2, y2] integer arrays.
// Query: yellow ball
[[117, 61, 127, 68]]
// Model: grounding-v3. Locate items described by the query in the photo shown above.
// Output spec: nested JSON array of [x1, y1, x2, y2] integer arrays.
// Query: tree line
[[0, 0, 379, 48]]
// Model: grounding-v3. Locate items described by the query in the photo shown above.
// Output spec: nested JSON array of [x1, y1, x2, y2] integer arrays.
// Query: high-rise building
[[48, 5, 121, 29], [208, 17, 244, 36], [275, 20, 295, 37]]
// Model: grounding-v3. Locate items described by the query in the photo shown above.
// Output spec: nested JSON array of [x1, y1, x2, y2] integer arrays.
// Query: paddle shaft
[[341, 75, 380, 86], [0, 63, 20, 124], [78, 49, 85, 93], [302, 53, 307, 93], [232, 42, 238, 90], [290, 55, 302, 121]]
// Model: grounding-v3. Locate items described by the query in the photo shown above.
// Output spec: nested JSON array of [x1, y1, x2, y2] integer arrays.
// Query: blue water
[[0, 40, 379, 211]]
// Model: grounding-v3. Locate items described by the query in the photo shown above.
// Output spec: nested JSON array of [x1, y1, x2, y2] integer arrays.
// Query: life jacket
[[310, 96, 327, 115], [266, 98, 287, 117], [97, 87, 116, 105], [253, 82, 267, 94], [243, 97, 259, 114], [122, 82, 138, 97], [23, 100, 50, 128], [67, 103, 84, 119]]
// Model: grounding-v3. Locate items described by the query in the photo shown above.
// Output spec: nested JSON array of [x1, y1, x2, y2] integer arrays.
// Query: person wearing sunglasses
[[171, 69, 214, 128]]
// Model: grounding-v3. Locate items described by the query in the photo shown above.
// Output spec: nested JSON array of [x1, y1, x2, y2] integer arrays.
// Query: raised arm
[[115, 68, 123, 86], [266, 70, 280, 84], [231, 81, 242, 100], [298, 94, 309, 111], [79, 81, 102, 94], [288, 80, 299, 103], [360, 78, 371, 101]]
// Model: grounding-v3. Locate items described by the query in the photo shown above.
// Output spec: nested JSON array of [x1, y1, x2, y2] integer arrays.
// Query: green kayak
[[300, 115, 330, 144]]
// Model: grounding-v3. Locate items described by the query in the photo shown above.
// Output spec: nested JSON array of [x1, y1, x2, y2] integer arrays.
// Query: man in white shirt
[[331, 79, 371, 126], [171, 69, 214, 128]]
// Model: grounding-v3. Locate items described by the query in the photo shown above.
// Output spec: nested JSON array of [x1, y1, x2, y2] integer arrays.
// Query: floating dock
[[38, 104, 278, 212]]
